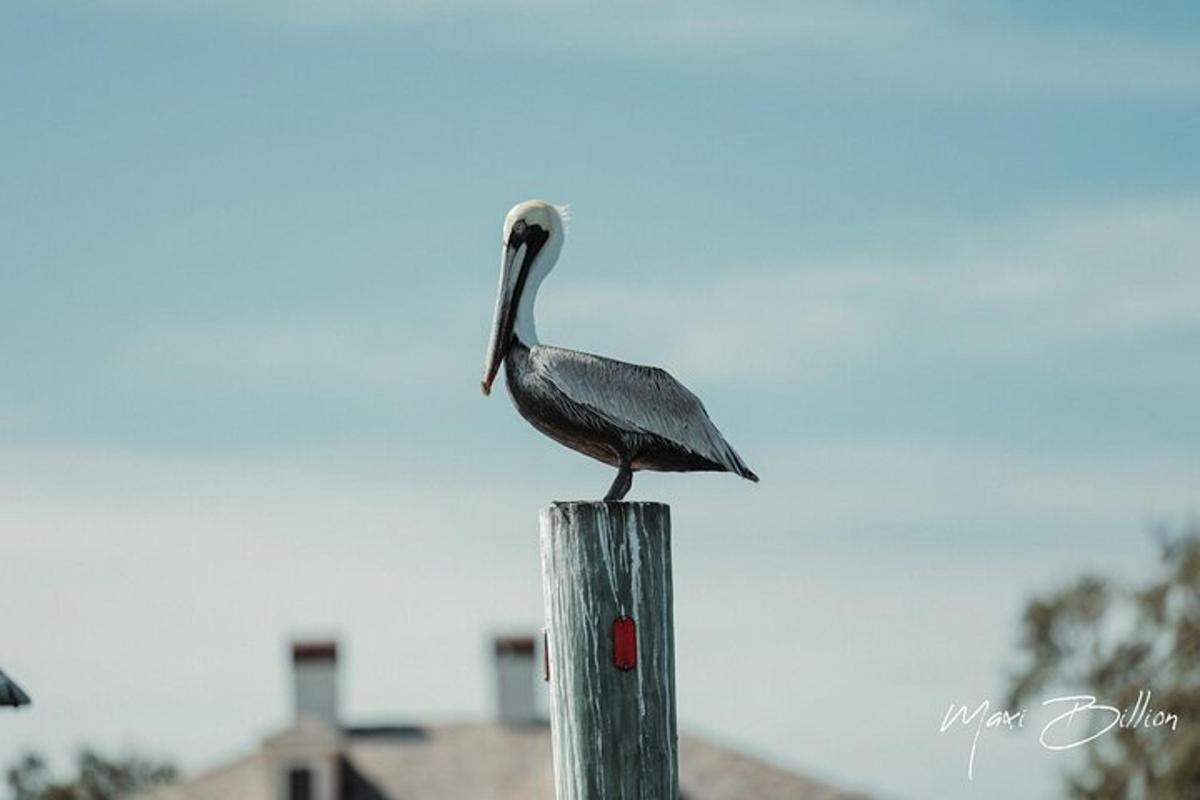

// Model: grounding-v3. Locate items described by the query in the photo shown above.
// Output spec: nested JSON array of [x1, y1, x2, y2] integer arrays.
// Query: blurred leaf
[[4, 749, 175, 800]]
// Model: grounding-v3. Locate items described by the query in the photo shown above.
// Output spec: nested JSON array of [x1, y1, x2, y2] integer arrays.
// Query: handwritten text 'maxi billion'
[[939, 691, 1180, 780]]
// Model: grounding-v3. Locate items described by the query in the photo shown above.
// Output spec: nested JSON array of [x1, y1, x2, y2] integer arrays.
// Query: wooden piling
[[539, 501, 678, 800]]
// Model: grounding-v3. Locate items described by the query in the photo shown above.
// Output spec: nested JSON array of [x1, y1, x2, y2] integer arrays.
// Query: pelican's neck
[[512, 231, 561, 347], [513, 272, 540, 346]]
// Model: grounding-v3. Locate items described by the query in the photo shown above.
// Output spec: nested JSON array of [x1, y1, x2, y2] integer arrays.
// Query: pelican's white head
[[502, 199, 568, 245], [482, 199, 567, 395]]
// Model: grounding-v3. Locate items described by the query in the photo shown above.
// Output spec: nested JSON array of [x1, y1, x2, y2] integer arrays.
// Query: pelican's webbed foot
[[604, 462, 633, 502]]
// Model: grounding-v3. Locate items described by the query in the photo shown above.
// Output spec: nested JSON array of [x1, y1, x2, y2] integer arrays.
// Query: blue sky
[[2, 2, 1198, 798]]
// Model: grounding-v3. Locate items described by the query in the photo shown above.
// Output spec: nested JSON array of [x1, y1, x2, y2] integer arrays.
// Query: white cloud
[[105, 200, 1200, 397], [628, 3, 1200, 100], [670, 437, 1200, 545], [122, 316, 463, 394], [543, 199, 1200, 384], [80, 0, 1200, 99]]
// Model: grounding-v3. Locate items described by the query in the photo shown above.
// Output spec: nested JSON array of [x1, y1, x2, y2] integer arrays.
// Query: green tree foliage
[[1009, 525, 1200, 799], [5, 749, 176, 800]]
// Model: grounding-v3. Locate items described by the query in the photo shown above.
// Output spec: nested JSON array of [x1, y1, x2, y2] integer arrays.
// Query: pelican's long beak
[[481, 243, 524, 396]]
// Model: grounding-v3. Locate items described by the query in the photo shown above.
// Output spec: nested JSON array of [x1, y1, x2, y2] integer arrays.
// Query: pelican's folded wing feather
[[530, 345, 756, 478]]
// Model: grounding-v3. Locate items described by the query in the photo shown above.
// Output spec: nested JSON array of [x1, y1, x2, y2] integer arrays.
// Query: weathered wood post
[[539, 501, 678, 800]]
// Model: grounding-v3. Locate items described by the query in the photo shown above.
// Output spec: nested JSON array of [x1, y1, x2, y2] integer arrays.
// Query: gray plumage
[[505, 341, 757, 499]]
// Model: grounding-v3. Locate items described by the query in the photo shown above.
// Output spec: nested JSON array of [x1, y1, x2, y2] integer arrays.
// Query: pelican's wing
[[530, 345, 757, 479]]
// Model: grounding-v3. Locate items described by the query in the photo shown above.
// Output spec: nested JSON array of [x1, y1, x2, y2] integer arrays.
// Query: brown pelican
[[481, 199, 758, 501]]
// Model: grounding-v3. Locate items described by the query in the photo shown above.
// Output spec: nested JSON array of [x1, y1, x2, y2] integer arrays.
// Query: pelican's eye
[[512, 220, 527, 238]]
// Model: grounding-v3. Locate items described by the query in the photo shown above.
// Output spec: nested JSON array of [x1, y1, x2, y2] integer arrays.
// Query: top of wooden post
[[545, 500, 670, 512]]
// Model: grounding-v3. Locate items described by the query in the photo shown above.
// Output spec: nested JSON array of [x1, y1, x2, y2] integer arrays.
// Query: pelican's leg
[[604, 461, 633, 502]]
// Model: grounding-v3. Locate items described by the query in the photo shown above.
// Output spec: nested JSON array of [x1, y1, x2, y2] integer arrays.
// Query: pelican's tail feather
[[718, 438, 759, 482], [732, 452, 759, 482]]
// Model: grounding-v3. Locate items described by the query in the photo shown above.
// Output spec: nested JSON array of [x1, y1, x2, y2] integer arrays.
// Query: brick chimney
[[493, 635, 546, 725], [291, 640, 339, 726]]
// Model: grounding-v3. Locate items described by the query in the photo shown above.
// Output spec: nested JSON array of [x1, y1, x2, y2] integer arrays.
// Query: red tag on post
[[612, 616, 637, 670]]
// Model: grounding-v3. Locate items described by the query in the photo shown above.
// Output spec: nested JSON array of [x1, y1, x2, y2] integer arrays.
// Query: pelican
[[481, 200, 758, 501]]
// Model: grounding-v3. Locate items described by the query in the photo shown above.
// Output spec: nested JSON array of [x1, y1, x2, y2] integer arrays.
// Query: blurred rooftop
[[132, 718, 868, 800], [128, 636, 868, 800]]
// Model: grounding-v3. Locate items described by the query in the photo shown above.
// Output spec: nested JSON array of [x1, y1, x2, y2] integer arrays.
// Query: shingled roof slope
[[131, 722, 869, 800]]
